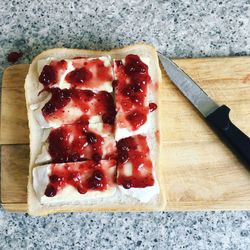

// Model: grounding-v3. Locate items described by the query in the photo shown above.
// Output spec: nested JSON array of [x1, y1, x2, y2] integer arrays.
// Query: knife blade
[[158, 53, 250, 169], [158, 53, 219, 117]]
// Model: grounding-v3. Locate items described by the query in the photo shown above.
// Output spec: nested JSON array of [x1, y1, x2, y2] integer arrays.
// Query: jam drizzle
[[47, 123, 116, 163], [65, 68, 93, 86], [114, 54, 151, 131], [39, 57, 113, 90], [42, 88, 116, 126], [149, 102, 157, 112], [39, 60, 68, 86], [67, 58, 113, 89], [44, 160, 116, 197], [116, 135, 154, 189]]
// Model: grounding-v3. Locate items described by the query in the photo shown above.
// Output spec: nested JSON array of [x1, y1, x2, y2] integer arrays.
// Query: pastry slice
[[37, 56, 113, 92], [33, 160, 117, 205], [35, 123, 116, 164], [116, 135, 159, 202], [32, 88, 116, 128], [113, 54, 157, 140]]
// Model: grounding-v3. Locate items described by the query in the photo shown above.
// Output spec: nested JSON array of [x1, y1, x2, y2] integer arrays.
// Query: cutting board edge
[[1, 203, 27, 213], [2, 57, 250, 213], [1, 201, 250, 213]]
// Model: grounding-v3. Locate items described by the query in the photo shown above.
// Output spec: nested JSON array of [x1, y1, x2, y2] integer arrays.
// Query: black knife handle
[[206, 105, 250, 169]]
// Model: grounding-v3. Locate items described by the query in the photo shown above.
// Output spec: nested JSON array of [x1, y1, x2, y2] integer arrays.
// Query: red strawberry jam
[[65, 57, 113, 89], [39, 57, 114, 90], [44, 160, 116, 197], [114, 55, 151, 131], [47, 123, 116, 163], [125, 108, 148, 130], [149, 102, 157, 112], [116, 135, 154, 189], [39, 60, 68, 86], [65, 67, 93, 86], [41, 88, 116, 127], [88, 170, 105, 189], [42, 88, 71, 115], [44, 184, 57, 197]]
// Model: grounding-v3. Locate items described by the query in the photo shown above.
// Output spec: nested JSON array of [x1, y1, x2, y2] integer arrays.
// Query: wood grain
[[0, 64, 29, 144], [1, 145, 29, 211], [1, 57, 250, 212]]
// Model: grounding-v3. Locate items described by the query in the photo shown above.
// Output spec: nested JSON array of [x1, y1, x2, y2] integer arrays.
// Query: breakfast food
[[37, 56, 113, 92], [114, 55, 152, 140], [25, 44, 164, 215], [35, 123, 116, 164], [33, 88, 116, 128], [33, 160, 117, 205]]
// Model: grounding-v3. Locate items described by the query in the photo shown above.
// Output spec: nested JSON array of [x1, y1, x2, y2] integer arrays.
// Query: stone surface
[[0, 0, 250, 249]]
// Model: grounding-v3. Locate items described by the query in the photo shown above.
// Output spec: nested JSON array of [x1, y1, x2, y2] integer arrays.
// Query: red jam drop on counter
[[44, 160, 116, 197], [48, 123, 115, 163], [39, 60, 68, 86], [116, 135, 154, 188], [149, 102, 157, 112], [7, 52, 23, 63], [42, 88, 116, 125], [114, 54, 151, 131]]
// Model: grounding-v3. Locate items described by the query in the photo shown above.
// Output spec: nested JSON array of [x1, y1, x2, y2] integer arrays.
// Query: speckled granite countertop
[[1, 0, 250, 249]]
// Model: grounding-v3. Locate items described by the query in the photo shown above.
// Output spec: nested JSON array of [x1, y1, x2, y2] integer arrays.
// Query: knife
[[158, 53, 250, 169]]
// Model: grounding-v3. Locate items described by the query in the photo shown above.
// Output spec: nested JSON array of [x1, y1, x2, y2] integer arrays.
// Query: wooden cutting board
[[1, 58, 250, 213]]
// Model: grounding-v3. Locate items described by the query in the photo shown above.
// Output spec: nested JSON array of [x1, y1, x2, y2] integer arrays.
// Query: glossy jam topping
[[47, 123, 116, 163], [116, 135, 154, 189], [149, 102, 157, 112], [124, 54, 149, 75], [39, 57, 113, 89], [66, 58, 113, 88], [37, 54, 158, 196], [114, 54, 151, 131], [44, 184, 57, 197], [39, 60, 68, 86], [125, 108, 148, 130], [42, 88, 116, 126], [65, 68, 93, 86], [7, 52, 23, 63], [42, 88, 71, 115], [44, 160, 116, 196]]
